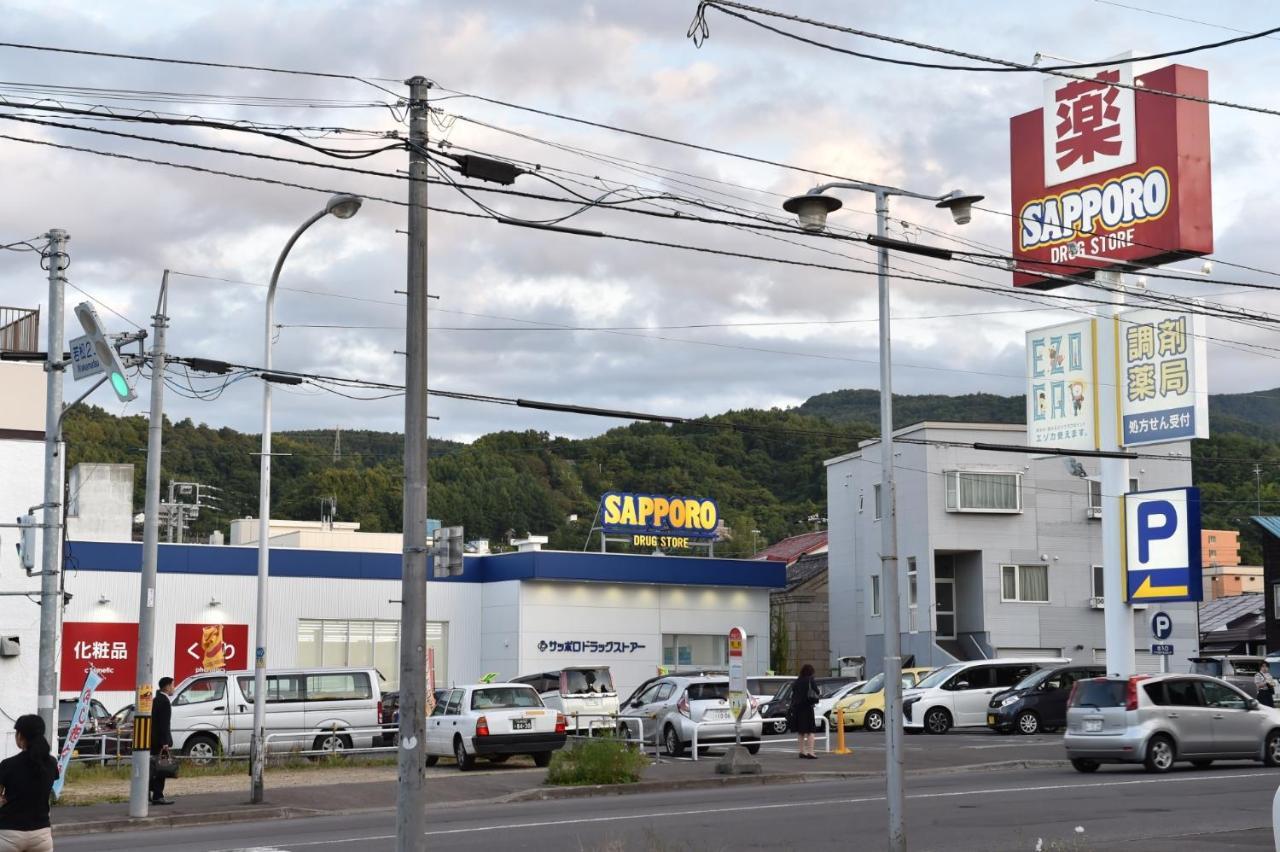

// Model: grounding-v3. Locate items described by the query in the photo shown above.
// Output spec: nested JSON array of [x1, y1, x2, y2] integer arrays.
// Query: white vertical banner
[[52, 667, 104, 798], [1117, 308, 1209, 446], [1026, 319, 1098, 450]]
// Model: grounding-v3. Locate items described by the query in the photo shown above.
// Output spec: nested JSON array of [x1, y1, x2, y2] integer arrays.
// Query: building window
[[1092, 564, 1105, 599], [662, 634, 728, 669], [907, 558, 918, 633], [871, 575, 882, 617], [297, 618, 447, 691], [1209, 535, 1217, 544], [945, 471, 1021, 513], [1088, 478, 1141, 512], [873, 484, 882, 520], [1001, 564, 1050, 603]]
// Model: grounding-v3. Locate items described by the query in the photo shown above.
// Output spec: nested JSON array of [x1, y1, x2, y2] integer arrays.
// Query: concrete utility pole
[[396, 75, 431, 852], [129, 271, 169, 818], [36, 228, 68, 741]]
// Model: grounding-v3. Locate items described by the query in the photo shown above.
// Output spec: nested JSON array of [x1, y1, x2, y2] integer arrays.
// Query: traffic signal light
[[15, 514, 35, 573], [72, 302, 136, 403]]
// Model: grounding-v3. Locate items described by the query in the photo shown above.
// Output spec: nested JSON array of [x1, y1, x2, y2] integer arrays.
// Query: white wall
[[67, 463, 135, 542]]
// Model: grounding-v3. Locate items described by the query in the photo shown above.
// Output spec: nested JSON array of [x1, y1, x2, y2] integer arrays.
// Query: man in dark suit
[[150, 677, 175, 805]]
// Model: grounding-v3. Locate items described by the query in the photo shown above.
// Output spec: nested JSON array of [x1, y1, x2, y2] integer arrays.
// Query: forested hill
[[62, 386, 1280, 560]]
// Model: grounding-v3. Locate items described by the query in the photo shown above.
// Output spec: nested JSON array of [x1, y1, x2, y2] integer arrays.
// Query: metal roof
[[1199, 593, 1264, 634], [1252, 516, 1280, 540]]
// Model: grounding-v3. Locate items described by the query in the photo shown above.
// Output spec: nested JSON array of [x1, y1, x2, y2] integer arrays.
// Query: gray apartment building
[[826, 422, 1200, 676]]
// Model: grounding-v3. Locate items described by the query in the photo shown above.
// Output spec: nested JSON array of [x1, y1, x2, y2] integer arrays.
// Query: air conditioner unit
[[1086, 507, 1103, 519], [1088, 596, 1105, 609]]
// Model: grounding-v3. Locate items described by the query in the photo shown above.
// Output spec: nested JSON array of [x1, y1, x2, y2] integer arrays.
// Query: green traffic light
[[110, 371, 130, 398]]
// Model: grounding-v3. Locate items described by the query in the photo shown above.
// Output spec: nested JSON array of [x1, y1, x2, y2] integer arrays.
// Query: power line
[[1092, 1, 1280, 41], [689, 1, 1280, 117]]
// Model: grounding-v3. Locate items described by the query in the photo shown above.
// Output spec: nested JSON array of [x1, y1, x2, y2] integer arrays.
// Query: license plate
[[706, 709, 730, 721], [512, 719, 532, 731], [987, 714, 996, 726], [1084, 719, 1103, 732]]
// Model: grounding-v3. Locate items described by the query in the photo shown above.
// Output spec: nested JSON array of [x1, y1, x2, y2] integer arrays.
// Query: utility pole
[[36, 228, 68, 742], [396, 75, 430, 852], [129, 271, 168, 818], [1256, 464, 1263, 515]]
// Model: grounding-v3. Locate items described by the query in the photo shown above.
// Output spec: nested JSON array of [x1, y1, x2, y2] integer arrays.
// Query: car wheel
[[182, 734, 221, 766], [1190, 759, 1213, 769], [663, 725, 686, 757], [1265, 730, 1280, 767], [1143, 734, 1175, 773], [533, 751, 553, 768], [313, 732, 352, 758], [453, 736, 475, 771], [745, 743, 760, 755], [924, 707, 952, 735], [1071, 758, 1100, 773], [864, 710, 885, 733], [772, 719, 789, 735], [1016, 711, 1040, 736], [425, 754, 439, 767]]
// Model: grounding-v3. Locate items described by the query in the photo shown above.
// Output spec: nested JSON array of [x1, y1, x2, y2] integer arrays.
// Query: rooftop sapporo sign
[[1010, 61, 1212, 289], [599, 492, 719, 540]]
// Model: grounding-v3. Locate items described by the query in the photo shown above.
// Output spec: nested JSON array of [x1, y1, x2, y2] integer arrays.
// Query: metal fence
[[0, 306, 38, 352]]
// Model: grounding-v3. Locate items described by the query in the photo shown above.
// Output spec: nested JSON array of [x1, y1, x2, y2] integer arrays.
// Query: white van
[[902, 657, 1068, 734], [512, 667, 619, 731], [169, 667, 382, 761]]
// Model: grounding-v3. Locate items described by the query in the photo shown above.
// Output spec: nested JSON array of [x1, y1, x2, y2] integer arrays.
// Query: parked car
[[169, 667, 383, 762], [425, 683, 566, 771], [903, 658, 1069, 734], [747, 676, 791, 706], [815, 680, 865, 724], [57, 697, 113, 741], [617, 675, 763, 756], [1064, 673, 1280, 773], [831, 668, 934, 732], [986, 664, 1105, 735], [512, 667, 619, 731], [1188, 655, 1265, 697], [759, 676, 853, 735], [380, 688, 450, 746]]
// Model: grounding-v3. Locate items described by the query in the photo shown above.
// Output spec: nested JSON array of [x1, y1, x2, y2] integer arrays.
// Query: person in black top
[[150, 677, 175, 805], [789, 664, 821, 759], [0, 713, 58, 852]]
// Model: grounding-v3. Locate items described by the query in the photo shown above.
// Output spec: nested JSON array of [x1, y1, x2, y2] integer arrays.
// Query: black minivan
[[986, 664, 1105, 735]]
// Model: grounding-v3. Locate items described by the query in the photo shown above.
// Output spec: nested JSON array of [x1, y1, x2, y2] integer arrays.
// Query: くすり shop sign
[[174, 623, 248, 681], [1010, 61, 1212, 289], [61, 622, 137, 692], [600, 492, 719, 545]]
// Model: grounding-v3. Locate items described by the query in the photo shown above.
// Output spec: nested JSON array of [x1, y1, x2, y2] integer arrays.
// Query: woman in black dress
[[0, 714, 59, 852], [789, 664, 820, 759]]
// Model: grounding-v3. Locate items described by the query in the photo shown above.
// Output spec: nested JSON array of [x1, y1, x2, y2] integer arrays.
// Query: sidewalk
[[52, 730, 1068, 837]]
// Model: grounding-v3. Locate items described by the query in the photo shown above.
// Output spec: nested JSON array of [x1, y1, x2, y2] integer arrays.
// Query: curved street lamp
[[782, 178, 981, 852], [251, 193, 362, 803]]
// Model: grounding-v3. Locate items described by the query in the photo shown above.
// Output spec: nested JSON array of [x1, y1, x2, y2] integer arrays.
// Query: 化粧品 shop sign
[[600, 492, 718, 539]]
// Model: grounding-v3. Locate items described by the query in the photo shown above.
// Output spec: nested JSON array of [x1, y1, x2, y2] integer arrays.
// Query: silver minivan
[[170, 667, 382, 761], [1064, 673, 1280, 773]]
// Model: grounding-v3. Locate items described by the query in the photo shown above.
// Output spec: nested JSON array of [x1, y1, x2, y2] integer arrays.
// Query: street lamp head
[[783, 192, 842, 232], [935, 189, 984, 226], [325, 193, 363, 220]]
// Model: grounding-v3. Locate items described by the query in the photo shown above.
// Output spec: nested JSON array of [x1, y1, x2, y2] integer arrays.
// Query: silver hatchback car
[[617, 675, 762, 757], [1064, 673, 1280, 773]]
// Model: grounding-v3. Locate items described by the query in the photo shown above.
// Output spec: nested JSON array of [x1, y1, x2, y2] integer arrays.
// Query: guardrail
[[263, 724, 396, 758], [690, 714, 829, 761], [564, 713, 657, 760]]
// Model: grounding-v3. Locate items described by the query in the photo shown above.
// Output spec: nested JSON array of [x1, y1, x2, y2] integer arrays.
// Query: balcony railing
[[0, 306, 39, 352]]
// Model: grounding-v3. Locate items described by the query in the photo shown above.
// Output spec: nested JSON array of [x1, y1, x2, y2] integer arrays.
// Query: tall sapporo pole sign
[[1013, 57, 1213, 675], [727, 626, 747, 745]]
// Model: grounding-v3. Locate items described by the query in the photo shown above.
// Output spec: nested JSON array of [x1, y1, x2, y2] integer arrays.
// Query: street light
[[783, 178, 981, 852], [251, 193, 361, 803]]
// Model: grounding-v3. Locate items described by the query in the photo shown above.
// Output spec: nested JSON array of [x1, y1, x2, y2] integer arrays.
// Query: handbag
[[152, 748, 180, 779]]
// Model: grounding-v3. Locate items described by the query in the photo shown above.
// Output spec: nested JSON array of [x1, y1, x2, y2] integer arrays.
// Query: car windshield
[[1013, 668, 1055, 691], [857, 673, 886, 694], [564, 668, 614, 694], [470, 687, 542, 710], [915, 664, 964, 690], [1070, 680, 1126, 708], [686, 682, 729, 701], [1190, 660, 1223, 677]]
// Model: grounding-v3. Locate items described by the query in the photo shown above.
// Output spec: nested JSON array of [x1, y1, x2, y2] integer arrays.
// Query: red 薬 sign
[[1010, 63, 1212, 289], [60, 622, 137, 692], [173, 623, 248, 681]]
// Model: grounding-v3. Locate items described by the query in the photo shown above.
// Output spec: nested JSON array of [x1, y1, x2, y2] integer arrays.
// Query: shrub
[[545, 736, 648, 786]]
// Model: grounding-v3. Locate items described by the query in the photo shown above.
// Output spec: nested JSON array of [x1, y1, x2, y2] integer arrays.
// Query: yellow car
[[829, 667, 933, 732]]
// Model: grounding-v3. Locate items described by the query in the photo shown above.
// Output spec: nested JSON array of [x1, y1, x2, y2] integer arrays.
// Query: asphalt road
[[58, 761, 1280, 851]]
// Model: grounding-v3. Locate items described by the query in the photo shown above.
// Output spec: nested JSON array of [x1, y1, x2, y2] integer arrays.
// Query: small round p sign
[[1151, 611, 1174, 641]]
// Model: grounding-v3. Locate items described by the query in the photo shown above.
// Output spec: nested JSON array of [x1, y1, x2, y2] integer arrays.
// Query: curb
[[53, 805, 321, 837]]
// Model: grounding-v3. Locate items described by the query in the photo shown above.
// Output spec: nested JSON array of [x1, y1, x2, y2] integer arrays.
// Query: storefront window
[[297, 619, 447, 690], [662, 634, 728, 670]]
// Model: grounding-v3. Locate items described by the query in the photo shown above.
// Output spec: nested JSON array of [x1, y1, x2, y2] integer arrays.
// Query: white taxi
[[425, 683, 567, 771]]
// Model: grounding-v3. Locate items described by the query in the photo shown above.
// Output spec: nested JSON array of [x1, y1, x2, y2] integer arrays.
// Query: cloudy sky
[[0, 0, 1277, 443]]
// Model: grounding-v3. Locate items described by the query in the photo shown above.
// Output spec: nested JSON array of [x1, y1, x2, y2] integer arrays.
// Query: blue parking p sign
[[1151, 611, 1173, 641], [1124, 488, 1202, 603]]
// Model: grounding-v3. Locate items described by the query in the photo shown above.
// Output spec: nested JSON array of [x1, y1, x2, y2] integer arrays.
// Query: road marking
[[213, 768, 1277, 848]]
